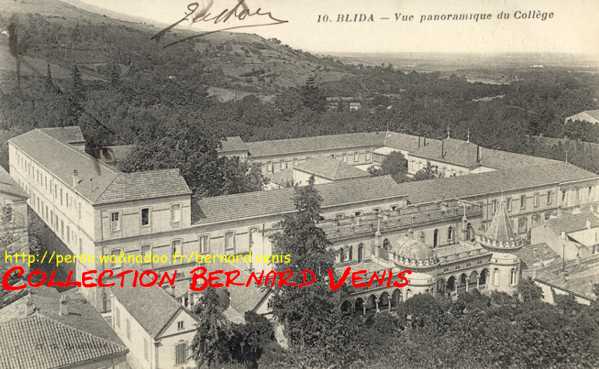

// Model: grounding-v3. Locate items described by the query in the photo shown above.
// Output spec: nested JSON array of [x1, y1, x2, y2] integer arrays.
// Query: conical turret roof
[[476, 198, 523, 251]]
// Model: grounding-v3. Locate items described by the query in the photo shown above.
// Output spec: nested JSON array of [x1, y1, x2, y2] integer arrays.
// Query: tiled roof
[[477, 146, 560, 171], [407, 137, 559, 171], [483, 199, 516, 243], [9, 128, 120, 203], [39, 126, 85, 144], [219, 136, 249, 153], [195, 162, 596, 225], [9, 128, 191, 205], [218, 263, 271, 314], [270, 168, 294, 186], [294, 158, 369, 181], [95, 169, 191, 205], [396, 162, 597, 205], [546, 209, 599, 234], [194, 175, 406, 224], [534, 259, 599, 300], [383, 132, 441, 153], [409, 138, 481, 169], [0, 165, 26, 199], [0, 315, 127, 369], [111, 284, 191, 338], [246, 132, 386, 158], [0, 287, 123, 345], [516, 243, 560, 269]]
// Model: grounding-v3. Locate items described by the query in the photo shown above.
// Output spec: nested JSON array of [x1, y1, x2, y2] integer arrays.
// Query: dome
[[395, 238, 434, 260], [392, 236, 438, 268]]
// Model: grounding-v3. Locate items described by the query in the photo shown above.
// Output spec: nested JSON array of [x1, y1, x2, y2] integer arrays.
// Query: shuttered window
[[175, 343, 187, 365]]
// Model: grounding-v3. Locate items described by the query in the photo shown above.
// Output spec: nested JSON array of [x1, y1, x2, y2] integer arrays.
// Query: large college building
[[8, 127, 599, 314]]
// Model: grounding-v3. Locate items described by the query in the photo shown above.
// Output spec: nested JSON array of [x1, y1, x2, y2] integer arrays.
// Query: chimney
[[441, 140, 446, 159], [59, 295, 68, 316], [25, 295, 35, 316], [72, 170, 80, 188]]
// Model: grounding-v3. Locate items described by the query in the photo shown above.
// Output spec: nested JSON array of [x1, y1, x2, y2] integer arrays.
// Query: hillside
[[0, 0, 353, 95]]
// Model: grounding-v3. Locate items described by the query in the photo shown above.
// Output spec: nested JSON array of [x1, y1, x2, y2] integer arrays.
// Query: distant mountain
[[0, 0, 354, 94], [58, 0, 167, 27]]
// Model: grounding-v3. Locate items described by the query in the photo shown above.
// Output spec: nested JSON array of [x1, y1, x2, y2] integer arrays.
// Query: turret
[[475, 197, 522, 294], [475, 198, 523, 252]]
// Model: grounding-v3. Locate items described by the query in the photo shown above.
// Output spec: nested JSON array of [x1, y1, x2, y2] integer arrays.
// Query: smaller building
[[519, 237, 599, 306], [293, 157, 369, 185], [217, 136, 249, 159], [531, 208, 599, 261], [0, 316, 128, 369], [565, 110, 599, 125], [326, 96, 362, 111], [110, 284, 199, 369], [0, 287, 128, 369]]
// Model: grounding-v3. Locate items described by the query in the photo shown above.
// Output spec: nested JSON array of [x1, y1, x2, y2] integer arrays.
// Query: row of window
[[265, 152, 372, 173], [108, 204, 182, 233], [107, 228, 260, 268], [29, 187, 83, 252], [490, 191, 554, 215], [15, 150, 83, 220], [338, 243, 365, 263]]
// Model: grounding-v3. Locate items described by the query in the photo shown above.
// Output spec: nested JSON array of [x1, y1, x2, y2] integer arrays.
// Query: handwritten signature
[[151, 0, 289, 48]]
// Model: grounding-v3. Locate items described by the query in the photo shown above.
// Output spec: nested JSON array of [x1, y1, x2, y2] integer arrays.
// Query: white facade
[[111, 294, 198, 369]]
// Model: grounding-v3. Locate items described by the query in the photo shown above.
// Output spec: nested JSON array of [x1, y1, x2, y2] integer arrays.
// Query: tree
[[229, 312, 270, 369], [109, 63, 121, 88], [300, 76, 326, 112], [222, 158, 267, 194], [413, 162, 439, 181], [7, 18, 23, 93], [65, 65, 85, 126], [119, 113, 225, 197], [269, 176, 337, 348], [518, 277, 543, 303], [190, 289, 232, 368], [369, 151, 409, 182]]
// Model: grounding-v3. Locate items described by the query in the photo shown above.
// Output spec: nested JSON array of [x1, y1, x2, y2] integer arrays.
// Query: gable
[[157, 309, 198, 339]]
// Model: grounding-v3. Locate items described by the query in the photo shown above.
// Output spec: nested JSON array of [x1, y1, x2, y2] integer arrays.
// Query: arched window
[[433, 229, 438, 248], [447, 226, 454, 244], [348, 245, 353, 261], [339, 248, 345, 262], [466, 223, 474, 241], [357, 243, 364, 261]]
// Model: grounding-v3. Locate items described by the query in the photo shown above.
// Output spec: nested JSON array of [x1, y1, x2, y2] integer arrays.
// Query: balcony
[[321, 201, 483, 242]]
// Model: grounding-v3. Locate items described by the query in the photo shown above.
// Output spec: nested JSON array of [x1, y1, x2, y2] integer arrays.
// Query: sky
[[80, 0, 599, 55]]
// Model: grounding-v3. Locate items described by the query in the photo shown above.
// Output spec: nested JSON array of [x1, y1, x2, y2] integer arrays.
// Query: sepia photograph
[[1, 0, 599, 368]]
